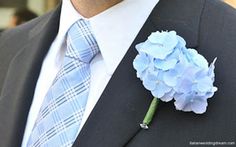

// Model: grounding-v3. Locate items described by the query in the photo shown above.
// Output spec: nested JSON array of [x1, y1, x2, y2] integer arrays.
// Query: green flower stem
[[140, 98, 160, 129]]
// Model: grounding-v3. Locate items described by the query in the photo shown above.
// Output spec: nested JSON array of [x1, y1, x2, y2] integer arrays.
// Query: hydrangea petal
[[163, 70, 179, 87], [143, 77, 156, 91], [174, 94, 191, 111], [167, 48, 181, 59], [146, 70, 159, 81], [174, 78, 193, 93], [135, 43, 146, 54], [133, 53, 150, 72], [160, 90, 175, 102], [176, 35, 186, 47], [151, 82, 172, 98], [174, 93, 208, 114], [191, 98, 208, 114], [196, 77, 213, 92], [154, 58, 178, 70], [138, 31, 179, 60], [141, 44, 173, 59], [148, 31, 178, 48], [188, 49, 209, 69], [205, 87, 218, 98], [174, 65, 201, 93]]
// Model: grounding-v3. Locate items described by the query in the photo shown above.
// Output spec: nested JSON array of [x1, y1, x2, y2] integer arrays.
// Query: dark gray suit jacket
[[0, 0, 236, 146]]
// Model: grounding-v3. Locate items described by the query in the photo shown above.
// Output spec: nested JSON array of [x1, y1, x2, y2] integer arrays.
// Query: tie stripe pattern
[[27, 19, 100, 147]]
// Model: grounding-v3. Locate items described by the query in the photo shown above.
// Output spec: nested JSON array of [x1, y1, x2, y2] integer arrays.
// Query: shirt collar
[[59, 0, 83, 37], [60, 0, 159, 74]]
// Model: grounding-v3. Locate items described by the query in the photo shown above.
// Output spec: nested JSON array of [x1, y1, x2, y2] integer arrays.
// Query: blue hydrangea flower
[[133, 31, 217, 114]]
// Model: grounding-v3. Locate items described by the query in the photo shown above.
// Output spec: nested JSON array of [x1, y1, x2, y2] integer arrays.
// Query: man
[[0, 0, 236, 146], [8, 8, 38, 28]]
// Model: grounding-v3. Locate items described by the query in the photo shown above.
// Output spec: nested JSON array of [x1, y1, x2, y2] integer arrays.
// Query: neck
[[71, 0, 123, 18]]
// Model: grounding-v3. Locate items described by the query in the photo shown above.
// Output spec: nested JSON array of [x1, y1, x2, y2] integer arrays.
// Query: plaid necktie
[[27, 19, 100, 147]]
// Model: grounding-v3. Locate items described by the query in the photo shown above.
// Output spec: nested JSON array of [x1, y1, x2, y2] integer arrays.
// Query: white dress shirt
[[22, 0, 159, 146]]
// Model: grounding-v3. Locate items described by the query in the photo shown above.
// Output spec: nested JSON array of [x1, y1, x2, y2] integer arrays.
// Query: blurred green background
[[0, 0, 60, 31]]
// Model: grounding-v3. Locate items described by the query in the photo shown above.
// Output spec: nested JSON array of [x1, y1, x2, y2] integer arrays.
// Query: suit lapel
[[73, 0, 201, 145], [73, 6, 159, 147], [0, 6, 61, 147]]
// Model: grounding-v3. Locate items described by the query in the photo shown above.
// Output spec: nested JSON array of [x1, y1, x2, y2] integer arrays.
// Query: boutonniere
[[133, 31, 217, 129]]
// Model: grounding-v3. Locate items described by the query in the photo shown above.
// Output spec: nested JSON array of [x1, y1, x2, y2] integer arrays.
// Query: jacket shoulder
[[0, 9, 59, 94], [150, 0, 206, 47]]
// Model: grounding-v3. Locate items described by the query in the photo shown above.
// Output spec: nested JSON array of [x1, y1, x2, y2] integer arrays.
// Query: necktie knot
[[66, 19, 100, 63]]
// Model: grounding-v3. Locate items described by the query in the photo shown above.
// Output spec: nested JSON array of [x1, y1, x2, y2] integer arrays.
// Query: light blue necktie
[[27, 19, 100, 147]]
